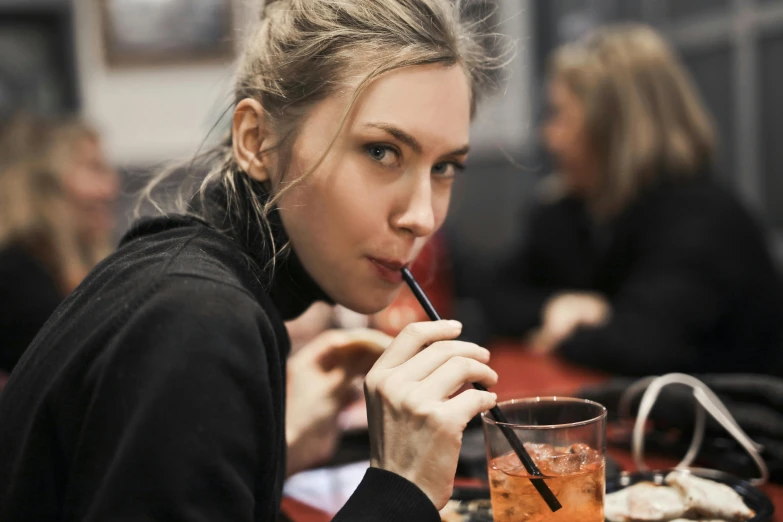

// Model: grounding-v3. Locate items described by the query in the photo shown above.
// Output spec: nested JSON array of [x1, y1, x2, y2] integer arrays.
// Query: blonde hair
[[549, 24, 716, 219], [140, 0, 504, 266], [0, 114, 106, 292]]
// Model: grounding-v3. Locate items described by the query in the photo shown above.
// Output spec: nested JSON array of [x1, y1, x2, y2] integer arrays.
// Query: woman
[[492, 24, 783, 376], [0, 1, 500, 521], [0, 115, 118, 373]]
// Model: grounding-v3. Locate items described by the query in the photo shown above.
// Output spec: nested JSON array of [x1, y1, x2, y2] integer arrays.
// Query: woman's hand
[[286, 328, 392, 476], [364, 321, 498, 510], [531, 292, 610, 353]]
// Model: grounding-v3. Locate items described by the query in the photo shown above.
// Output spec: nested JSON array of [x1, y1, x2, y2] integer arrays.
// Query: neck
[[196, 176, 333, 320]]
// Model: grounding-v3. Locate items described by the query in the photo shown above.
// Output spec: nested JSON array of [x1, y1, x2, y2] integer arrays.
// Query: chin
[[332, 287, 401, 316]]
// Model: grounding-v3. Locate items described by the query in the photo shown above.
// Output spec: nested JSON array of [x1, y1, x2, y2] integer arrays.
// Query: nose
[[391, 170, 436, 238]]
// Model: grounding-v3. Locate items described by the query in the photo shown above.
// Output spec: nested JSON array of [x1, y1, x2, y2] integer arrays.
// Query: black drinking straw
[[401, 267, 562, 513]]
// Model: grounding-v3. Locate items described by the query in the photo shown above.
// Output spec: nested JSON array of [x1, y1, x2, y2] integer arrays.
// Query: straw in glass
[[401, 267, 562, 512]]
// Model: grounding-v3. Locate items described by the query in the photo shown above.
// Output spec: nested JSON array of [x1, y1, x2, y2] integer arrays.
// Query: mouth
[[367, 257, 409, 284]]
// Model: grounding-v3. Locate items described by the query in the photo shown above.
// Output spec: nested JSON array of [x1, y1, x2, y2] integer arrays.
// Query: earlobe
[[232, 98, 270, 182]]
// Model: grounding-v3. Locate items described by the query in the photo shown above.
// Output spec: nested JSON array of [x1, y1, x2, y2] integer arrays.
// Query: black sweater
[[491, 179, 783, 376], [0, 243, 63, 373], [0, 216, 439, 522]]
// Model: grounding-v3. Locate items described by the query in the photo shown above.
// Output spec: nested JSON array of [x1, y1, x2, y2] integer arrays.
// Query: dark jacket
[[0, 215, 438, 522], [0, 242, 63, 373], [491, 178, 783, 376]]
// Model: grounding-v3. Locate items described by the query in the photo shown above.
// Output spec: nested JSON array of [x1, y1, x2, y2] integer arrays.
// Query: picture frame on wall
[[99, 0, 234, 67], [0, 8, 78, 119]]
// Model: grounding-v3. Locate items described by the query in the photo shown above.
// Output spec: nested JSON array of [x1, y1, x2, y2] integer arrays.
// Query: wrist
[[285, 427, 304, 477]]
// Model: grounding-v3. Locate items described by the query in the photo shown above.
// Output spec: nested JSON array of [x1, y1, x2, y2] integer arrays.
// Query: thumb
[[300, 330, 349, 361]]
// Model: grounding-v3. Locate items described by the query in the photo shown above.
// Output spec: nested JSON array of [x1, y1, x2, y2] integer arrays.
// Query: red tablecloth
[[282, 343, 782, 521]]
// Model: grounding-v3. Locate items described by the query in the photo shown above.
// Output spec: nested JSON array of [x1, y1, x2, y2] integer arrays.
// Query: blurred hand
[[531, 292, 610, 353], [364, 321, 498, 510], [285, 302, 337, 354], [286, 328, 392, 476]]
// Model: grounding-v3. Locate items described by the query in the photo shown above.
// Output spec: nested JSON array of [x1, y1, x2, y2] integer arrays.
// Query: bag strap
[[619, 373, 769, 485]]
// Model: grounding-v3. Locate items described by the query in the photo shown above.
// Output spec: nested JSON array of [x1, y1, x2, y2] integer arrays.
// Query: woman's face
[[278, 64, 471, 314], [542, 78, 599, 195], [60, 137, 119, 242]]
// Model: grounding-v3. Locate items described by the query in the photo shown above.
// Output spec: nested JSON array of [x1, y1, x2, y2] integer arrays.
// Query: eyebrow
[[362, 122, 470, 157]]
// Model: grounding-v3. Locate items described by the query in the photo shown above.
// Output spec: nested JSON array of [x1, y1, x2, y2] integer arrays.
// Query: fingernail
[[449, 320, 462, 329]]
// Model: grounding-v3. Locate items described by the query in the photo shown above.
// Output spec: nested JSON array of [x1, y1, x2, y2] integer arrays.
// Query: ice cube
[[566, 443, 602, 468], [568, 443, 592, 455], [548, 452, 583, 475], [492, 452, 525, 475], [558, 473, 603, 509], [524, 442, 555, 459]]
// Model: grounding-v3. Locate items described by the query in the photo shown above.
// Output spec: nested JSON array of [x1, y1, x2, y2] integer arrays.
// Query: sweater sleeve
[[333, 468, 440, 522], [62, 276, 279, 522], [558, 208, 727, 375]]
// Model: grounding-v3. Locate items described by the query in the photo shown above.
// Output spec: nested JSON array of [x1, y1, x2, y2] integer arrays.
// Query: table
[[281, 342, 782, 521]]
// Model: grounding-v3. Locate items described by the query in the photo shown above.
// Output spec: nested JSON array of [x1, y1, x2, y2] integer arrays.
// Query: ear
[[233, 98, 271, 182]]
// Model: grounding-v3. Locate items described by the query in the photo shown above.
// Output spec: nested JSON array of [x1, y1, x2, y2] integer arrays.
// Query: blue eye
[[365, 144, 399, 167], [368, 146, 387, 160], [432, 161, 465, 179]]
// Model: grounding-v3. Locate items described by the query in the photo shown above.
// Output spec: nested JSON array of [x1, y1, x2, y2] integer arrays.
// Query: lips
[[367, 257, 409, 284], [369, 257, 407, 271]]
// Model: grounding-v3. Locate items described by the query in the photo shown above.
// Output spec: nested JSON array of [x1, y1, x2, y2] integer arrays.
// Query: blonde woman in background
[[0, 114, 118, 373], [492, 24, 783, 376]]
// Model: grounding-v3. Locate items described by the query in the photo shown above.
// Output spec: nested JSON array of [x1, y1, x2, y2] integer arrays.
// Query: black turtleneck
[[0, 215, 439, 522]]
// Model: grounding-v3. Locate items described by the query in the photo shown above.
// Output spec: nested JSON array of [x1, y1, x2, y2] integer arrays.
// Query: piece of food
[[318, 328, 392, 374], [440, 499, 493, 522], [665, 472, 755, 522], [440, 500, 463, 522], [605, 481, 687, 522], [628, 482, 688, 521], [605, 486, 634, 522]]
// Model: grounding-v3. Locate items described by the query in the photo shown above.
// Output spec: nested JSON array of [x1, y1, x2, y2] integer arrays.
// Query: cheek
[[62, 170, 96, 201], [570, 127, 593, 163], [432, 186, 452, 229], [281, 162, 379, 248], [60, 174, 87, 202], [552, 123, 583, 161], [545, 120, 569, 152]]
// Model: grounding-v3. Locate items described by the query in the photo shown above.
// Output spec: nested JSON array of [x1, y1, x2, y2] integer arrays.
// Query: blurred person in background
[[491, 24, 783, 376], [0, 114, 118, 374]]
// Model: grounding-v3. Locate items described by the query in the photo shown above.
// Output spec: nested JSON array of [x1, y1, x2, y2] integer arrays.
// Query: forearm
[[557, 317, 700, 376]]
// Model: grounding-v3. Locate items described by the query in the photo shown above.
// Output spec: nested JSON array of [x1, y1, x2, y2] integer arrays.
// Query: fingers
[[440, 388, 497, 426], [374, 321, 462, 369], [397, 340, 490, 382], [319, 369, 361, 413], [315, 329, 392, 375], [341, 328, 394, 352], [416, 357, 498, 399], [333, 379, 363, 410], [301, 329, 353, 360]]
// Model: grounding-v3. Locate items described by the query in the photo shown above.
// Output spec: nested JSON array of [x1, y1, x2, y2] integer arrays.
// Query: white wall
[[73, 0, 255, 167], [469, 0, 534, 159], [73, 0, 532, 167]]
